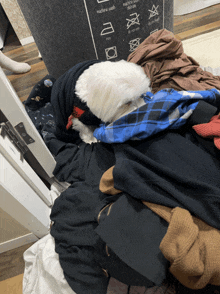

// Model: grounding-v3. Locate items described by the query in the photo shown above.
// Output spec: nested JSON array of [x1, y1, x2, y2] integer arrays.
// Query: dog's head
[[75, 60, 151, 123]]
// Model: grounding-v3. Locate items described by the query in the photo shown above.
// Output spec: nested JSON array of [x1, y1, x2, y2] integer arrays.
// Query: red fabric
[[66, 114, 74, 130], [72, 106, 85, 118], [66, 106, 85, 130], [192, 115, 220, 149]]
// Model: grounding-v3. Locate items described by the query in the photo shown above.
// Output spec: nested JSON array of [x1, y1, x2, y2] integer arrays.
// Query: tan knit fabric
[[143, 202, 220, 289], [99, 166, 121, 195]]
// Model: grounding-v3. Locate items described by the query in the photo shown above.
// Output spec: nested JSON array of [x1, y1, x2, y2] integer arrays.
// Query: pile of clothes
[[24, 29, 220, 294]]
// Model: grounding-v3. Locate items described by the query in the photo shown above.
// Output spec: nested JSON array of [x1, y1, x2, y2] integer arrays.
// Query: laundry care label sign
[[83, 0, 173, 61], [17, 0, 172, 78]]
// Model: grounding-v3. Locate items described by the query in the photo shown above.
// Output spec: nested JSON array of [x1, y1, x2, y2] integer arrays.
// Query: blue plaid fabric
[[94, 88, 220, 143]]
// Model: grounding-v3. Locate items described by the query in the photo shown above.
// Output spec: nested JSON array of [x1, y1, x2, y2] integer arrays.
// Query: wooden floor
[[174, 3, 220, 40], [0, 243, 35, 282], [1, 3, 220, 291], [2, 26, 48, 103]]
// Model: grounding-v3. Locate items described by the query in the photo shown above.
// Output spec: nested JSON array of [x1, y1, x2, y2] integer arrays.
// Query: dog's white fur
[[73, 60, 151, 144]]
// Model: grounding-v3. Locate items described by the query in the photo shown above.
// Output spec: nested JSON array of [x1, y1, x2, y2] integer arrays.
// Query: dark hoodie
[[50, 60, 102, 143]]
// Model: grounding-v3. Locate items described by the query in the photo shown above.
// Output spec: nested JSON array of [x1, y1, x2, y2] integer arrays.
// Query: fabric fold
[[100, 165, 220, 290], [127, 29, 220, 93], [144, 203, 220, 290], [193, 114, 220, 149]]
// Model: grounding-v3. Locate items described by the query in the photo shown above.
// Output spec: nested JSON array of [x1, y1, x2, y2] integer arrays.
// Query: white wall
[[0, 0, 34, 45], [174, 0, 220, 15], [0, 4, 9, 49]]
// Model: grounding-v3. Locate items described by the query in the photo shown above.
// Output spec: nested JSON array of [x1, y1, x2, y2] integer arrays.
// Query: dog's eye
[[125, 101, 132, 106]]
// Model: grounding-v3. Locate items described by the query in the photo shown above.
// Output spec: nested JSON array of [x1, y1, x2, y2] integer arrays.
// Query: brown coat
[[127, 29, 220, 93]]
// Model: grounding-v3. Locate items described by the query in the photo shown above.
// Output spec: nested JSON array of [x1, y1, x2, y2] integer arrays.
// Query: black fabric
[[49, 127, 220, 294], [113, 131, 220, 230], [22, 74, 57, 142], [95, 194, 169, 285], [50, 142, 115, 294], [24, 102, 56, 141], [23, 74, 56, 110], [187, 100, 219, 126], [50, 60, 102, 143], [49, 139, 168, 294], [98, 246, 156, 288], [185, 128, 220, 160]]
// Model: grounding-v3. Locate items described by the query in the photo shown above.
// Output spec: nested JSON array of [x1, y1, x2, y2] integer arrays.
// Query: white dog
[[72, 60, 151, 144]]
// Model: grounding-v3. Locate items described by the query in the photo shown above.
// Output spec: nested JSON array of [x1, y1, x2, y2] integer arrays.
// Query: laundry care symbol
[[148, 5, 159, 19], [105, 46, 117, 60], [129, 38, 141, 52], [100, 22, 114, 36], [126, 13, 140, 29]]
